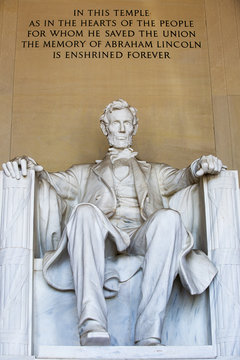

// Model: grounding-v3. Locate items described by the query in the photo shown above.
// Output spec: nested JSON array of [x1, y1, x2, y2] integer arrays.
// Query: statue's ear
[[133, 124, 138, 135], [100, 121, 108, 136]]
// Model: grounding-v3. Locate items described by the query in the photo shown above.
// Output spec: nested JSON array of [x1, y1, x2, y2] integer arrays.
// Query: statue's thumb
[[196, 168, 205, 177], [34, 165, 43, 172]]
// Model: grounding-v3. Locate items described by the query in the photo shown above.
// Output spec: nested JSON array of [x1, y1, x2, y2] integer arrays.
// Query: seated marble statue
[[2, 99, 223, 347]]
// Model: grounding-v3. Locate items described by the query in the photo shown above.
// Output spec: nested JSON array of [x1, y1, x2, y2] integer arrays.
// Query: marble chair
[[0, 170, 240, 359]]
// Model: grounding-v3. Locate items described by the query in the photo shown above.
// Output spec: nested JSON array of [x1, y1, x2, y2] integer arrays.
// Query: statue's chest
[[113, 170, 136, 197], [112, 164, 130, 181]]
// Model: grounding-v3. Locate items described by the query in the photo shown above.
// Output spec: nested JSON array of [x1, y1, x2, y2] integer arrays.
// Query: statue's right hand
[[2, 156, 43, 179]]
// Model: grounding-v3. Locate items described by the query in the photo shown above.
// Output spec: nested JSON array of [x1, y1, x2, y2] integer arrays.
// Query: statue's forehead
[[109, 108, 133, 121]]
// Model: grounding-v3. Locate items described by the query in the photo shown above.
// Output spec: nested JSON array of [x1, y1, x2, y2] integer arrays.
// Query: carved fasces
[[0, 171, 35, 356], [203, 170, 240, 357]]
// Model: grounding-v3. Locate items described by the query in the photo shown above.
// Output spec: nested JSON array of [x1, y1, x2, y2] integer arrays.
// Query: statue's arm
[[2, 155, 90, 202], [39, 166, 80, 202], [157, 155, 224, 197]]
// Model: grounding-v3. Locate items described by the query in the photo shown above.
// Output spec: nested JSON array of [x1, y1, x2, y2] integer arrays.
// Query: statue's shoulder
[[140, 161, 170, 171], [67, 163, 94, 177], [70, 163, 93, 169], [148, 161, 166, 166], [70, 158, 104, 169]]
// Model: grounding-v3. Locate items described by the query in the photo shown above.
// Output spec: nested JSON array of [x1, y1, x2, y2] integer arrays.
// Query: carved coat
[[37, 155, 217, 296]]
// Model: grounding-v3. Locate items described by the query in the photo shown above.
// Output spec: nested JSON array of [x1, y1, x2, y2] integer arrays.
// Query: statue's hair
[[100, 99, 138, 126]]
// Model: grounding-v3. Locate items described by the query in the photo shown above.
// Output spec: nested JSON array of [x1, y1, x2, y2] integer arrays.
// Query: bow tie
[[108, 147, 138, 164]]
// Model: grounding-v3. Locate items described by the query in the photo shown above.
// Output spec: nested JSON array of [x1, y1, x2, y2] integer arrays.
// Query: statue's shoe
[[80, 331, 110, 346], [80, 320, 110, 346], [135, 338, 163, 346]]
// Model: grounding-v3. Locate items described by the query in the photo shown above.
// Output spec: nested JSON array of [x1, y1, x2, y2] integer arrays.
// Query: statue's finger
[[34, 165, 43, 172], [216, 159, 222, 173], [196, 168, 204, 177], [210, 156, 223, 173], [201, 155, 217, 172], [6, 162, 15, 178], [201, 160, 209, 173], [13, 161, 20, 179], [27, 156, 37, 165], [20, 159, 27, 176], [2, 163, 11, 177], [206, 158, 215, 172]]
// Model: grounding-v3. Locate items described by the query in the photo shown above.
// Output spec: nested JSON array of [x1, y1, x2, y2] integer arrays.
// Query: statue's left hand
[[195, 155, 226, 177]]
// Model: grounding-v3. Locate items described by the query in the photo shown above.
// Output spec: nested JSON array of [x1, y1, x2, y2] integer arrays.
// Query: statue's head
[[100, 99, 138, 149]]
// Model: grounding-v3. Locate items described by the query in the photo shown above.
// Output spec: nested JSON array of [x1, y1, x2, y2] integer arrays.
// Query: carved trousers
[[66, 203, 187, 342]]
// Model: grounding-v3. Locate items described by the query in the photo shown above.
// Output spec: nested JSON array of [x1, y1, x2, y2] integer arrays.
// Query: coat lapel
[[92, 155, 115, 193], [130, 158, 151, 212], [92, 154, 151, 220]]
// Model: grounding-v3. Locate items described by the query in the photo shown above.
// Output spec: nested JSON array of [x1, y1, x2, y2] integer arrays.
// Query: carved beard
[[107, 133, 133, 149]]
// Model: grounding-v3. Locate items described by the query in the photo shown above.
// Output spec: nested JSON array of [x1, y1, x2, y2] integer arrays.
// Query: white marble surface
[[1, 170, 240, 358], [1, 100, 238, 359], [38, 101, 218, 346], [0, 172, 35, 357], [33, 171, 240, 357], [203, 171, 240, 357], [0, 357, 35, 359], [35, 345, 216, 359], [34, 257, 211, 347]]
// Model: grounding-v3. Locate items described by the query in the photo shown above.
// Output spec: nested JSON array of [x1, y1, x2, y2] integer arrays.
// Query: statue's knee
[[164, 208, 181, 222], [152, 208, 181, 227], [147, 209, 183, 250], [73, 203, 97, 219], [67, 204, 107, 250]]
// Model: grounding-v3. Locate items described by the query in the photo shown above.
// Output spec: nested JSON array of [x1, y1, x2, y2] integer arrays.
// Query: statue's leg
[[66, 203, 124, 346], [129, 208, 188, 345]]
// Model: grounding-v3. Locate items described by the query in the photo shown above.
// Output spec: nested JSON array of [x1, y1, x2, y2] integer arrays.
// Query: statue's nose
[[119, 123, 125, 132]]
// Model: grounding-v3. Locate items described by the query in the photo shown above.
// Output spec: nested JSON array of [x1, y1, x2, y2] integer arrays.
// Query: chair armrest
[[0, 170, 35, 356]]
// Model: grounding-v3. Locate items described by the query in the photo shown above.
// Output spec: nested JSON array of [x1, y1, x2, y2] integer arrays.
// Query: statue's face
[[105, 108, 136, 149]]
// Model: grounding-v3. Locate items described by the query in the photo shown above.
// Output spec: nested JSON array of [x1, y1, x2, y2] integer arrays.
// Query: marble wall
[[0, 0, 239, 173]]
